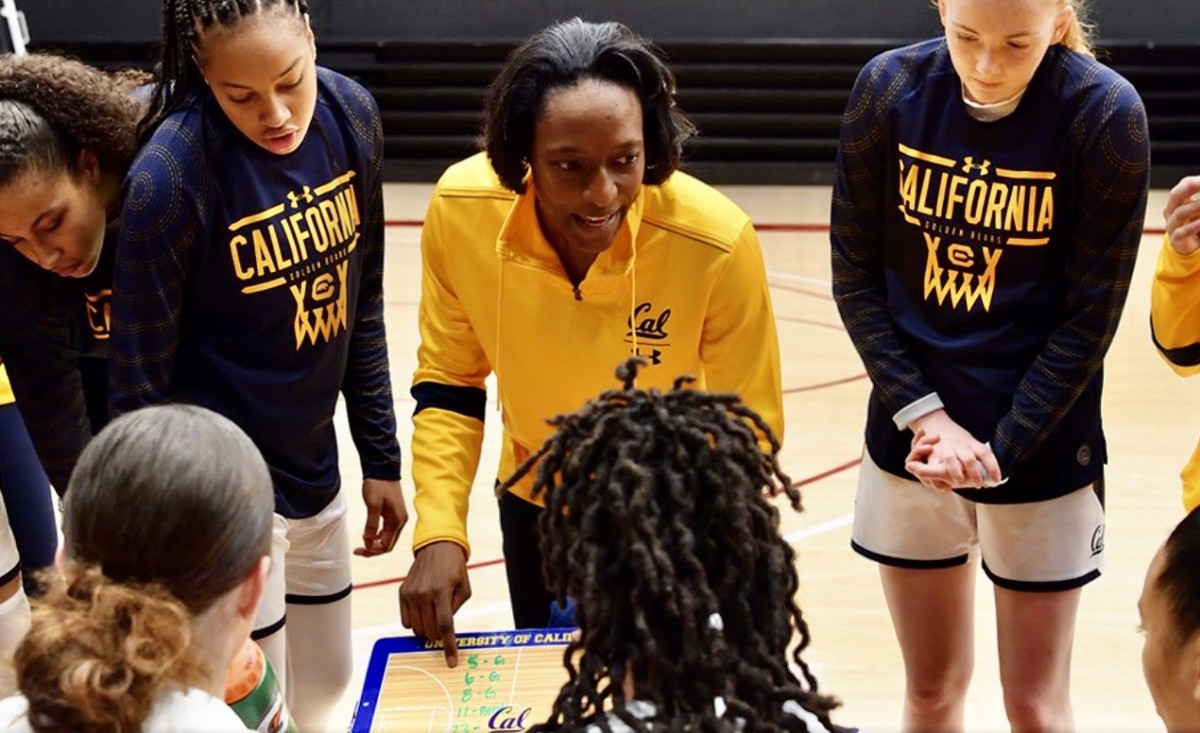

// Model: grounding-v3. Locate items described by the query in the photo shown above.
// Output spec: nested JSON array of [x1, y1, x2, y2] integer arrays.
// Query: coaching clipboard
[[351, 629, 574, 733]]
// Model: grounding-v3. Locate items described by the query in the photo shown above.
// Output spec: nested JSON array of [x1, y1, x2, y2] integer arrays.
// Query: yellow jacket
[[1151, 234, 1200, 510], [411, 153, 783, 554], [0, 363, 13, 406]]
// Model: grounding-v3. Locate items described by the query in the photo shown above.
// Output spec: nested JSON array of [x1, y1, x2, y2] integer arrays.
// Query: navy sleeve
[[334, 78, 402, 481], [990, 78, 1150, 473], [831, 49, 938, 417], [0, 262, 91, 492], [109, 121, 206, 416]]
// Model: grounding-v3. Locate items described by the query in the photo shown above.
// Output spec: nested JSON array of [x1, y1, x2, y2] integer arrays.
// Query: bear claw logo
[[291, 261, 349, 349], [922, 233, 1002, 312]]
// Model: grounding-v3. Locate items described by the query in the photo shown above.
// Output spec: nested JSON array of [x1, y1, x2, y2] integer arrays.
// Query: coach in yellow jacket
[[399, 18, 783, 661], [1151, 175, 1200, 510]]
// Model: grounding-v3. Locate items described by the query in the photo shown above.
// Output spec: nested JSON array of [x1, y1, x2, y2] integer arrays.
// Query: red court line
[[353, 557, 507, 592], [351, 457, 863, 592], [386, 219, 1169, 237], [792, 457, 862, 489], [749, 223, 831, 233], [385, 219, 835, 233], [775, 315, 845, 331], [783, 374, 868, 394], [769, 283, 835, 301]]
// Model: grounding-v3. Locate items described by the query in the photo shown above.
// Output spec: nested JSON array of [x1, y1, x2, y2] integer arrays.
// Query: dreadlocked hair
[[502, 358, 840, 733], [139, 0, 309, 142], [0, 53, 147, 188]]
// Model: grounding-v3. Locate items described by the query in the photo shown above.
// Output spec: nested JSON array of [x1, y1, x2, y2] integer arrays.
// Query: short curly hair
[[0, 53, 146, 188], [481, 18, 697, 194]]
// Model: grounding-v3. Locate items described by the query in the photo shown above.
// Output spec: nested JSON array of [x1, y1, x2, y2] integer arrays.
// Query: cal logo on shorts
[[1090, 524, 1105, 557]]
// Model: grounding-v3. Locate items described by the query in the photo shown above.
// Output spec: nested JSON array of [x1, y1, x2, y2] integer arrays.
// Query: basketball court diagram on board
[[352, 629, 574, 733]]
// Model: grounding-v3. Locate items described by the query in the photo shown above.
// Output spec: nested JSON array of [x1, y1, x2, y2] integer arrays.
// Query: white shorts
[[0, 492, 16, 586], [851, 451, 1105, 591], [253, 491, 353, 638]]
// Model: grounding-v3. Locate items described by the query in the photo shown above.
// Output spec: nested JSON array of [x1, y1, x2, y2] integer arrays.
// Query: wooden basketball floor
[[328, 182, 1189, 732]]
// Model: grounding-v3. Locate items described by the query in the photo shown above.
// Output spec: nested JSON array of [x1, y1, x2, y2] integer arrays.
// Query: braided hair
[[502, 358, 840, 732], [139, 0, 309, 142]]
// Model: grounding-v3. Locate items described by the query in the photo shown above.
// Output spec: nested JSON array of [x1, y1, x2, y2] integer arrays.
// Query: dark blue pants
[[0, 403, 58, 592], [498, 491, 555, 629]]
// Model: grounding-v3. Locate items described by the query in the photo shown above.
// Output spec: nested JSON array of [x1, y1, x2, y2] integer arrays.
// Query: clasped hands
[[904, 409, 1002, 491]]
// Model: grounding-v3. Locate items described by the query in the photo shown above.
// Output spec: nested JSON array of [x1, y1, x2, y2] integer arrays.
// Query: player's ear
[[75, 149, 102, 185], [236, 555, 271, 622], [303, 13, 316, 57], [1190, 632, 1200, 703], [1052, 3, 1074, 45]]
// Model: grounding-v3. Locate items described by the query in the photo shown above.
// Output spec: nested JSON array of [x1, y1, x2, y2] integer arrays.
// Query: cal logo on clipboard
[[352, 629, 574, 732]]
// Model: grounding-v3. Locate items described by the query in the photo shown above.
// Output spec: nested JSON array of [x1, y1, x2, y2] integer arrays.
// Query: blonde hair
[[12, 405, 273, 733], [934, 0, 1096, 57], [15, 566, 202, 733], [1059, 0, 1095, 57]]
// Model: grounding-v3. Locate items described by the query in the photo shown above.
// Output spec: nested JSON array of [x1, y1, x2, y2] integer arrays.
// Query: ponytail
[[1059, 0, 1095, 57], [13, 404, 273, 732], [0, 53, 146, 188], [14, 565, 202, 733]]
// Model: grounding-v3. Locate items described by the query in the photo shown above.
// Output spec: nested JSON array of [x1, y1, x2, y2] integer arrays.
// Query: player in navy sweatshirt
[[0, 54, 142, 561], [110, 2, 404, 730], [831, 0, 1149, 730]]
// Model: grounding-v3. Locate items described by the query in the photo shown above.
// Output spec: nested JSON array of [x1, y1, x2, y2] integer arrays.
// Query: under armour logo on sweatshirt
[[287, 186, 316, 208], [962, 157, 991, 176]]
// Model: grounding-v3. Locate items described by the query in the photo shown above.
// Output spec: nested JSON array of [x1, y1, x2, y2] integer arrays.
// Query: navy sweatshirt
[[110, 68, 401, 518], [831, 40, 1149, 503], [0, 229, 113, 491]]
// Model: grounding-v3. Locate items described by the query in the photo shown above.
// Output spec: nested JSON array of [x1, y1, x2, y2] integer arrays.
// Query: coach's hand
[[400, 542, 472, 668], [355, 478, 408, 557], [1165, 175, 1200, 257]]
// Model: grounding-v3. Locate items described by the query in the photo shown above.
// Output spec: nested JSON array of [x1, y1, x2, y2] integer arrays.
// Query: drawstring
[[494, 256, 505, 413], [630, 241, 638, 386]]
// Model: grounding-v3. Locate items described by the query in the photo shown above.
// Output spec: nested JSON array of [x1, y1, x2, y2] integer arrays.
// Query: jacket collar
[[495, 178, 644, 280]]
